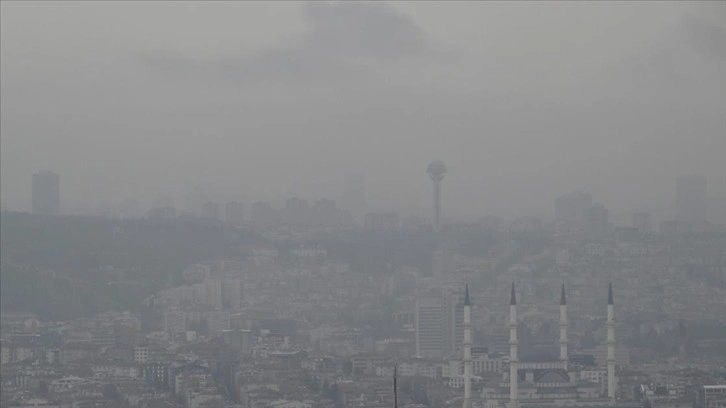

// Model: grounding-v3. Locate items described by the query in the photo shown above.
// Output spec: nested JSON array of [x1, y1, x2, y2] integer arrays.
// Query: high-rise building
[[208, 310, 231, 337], [221, 278, 243, 310], [415, 297, 446, 358], [225, 201, 244, 224], [585, 203, 611, 238], [205, 279, 223, 310], [32, 170, 60, 215], [444, 288, 466, 356], [163, 310, 186, 335], [676, 175, 707, 232], [415, 287, 464, 359]]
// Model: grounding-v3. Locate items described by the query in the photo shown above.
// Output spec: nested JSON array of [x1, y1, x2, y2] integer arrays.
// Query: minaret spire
[[509, 284, 518, 407], [607, 283, 616, 401], [463, 284, 472, 408], [608, 282, 614, 305], [559, 284, 568, 367]]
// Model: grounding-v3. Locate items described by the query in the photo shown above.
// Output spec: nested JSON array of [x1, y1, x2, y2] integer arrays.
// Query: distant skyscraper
[[585, 202, 610, 238], [426, 160, 447, 232], [415, 297, 446, 358], [676, 175, 707, 231], [225, 201, 244, 224], [446, 288, 466, 356], [32, 170, 60, 215]]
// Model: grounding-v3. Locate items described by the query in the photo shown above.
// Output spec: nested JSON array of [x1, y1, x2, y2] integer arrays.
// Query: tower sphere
[[427, 160, 447, 182]]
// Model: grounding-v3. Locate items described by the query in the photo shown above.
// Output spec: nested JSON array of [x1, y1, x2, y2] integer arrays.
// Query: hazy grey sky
[[2, 1, 725, 219]]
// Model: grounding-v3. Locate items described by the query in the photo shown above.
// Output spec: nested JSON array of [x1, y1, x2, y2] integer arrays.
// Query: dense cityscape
[[2, 2, 725, 408], [2, 165, 725, 408]]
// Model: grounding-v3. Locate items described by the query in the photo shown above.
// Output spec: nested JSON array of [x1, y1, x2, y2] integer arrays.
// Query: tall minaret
[[463, 284, 472, 408], [559, 284, 568, 368], [509, 283, 518, 408], [607, 283, 616, 401]]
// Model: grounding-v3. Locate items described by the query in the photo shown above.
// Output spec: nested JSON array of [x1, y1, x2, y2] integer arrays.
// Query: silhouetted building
[[415, 297, 446, 358], [585, 202, 611, 238], [32, 170, 60, 215]]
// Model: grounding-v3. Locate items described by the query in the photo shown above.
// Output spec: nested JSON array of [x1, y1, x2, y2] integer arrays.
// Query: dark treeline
[[0, 211, 266, 320]]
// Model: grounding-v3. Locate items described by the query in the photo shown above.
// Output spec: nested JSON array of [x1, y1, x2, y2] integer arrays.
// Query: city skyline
[[7, 167, 726, 231], [2, 2, 726, 408], [2, 2, 725, 219]]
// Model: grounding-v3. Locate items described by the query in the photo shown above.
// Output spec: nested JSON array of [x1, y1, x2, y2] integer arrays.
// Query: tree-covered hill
[[0, 211, 266, 320]]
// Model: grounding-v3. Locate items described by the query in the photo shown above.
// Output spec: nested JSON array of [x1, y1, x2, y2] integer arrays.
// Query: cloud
[[301, 1, 430, 60], [138, 1, 434, 85]]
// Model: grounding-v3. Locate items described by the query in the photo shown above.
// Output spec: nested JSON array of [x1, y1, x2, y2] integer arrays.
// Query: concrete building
[[134, 345, 148, 364], [416, 297, 446, 358], [164, 310, 186, 335], [208, 310, 231, 337], [699, 385, 726, 408]]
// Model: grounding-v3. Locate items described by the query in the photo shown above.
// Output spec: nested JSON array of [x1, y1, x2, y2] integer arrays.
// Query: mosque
[[466, 283, 639, 408]]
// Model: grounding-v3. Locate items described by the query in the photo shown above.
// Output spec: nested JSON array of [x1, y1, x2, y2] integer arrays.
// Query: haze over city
[[2, 2, 726, 408], [2, 1, 725, 220]]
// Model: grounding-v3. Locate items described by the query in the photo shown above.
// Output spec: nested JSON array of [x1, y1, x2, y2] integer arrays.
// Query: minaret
[[509, 283, 518, 408], [559, 284, 568, 368], [607, 283, 616, 401], [463, 284, 472, 408]]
